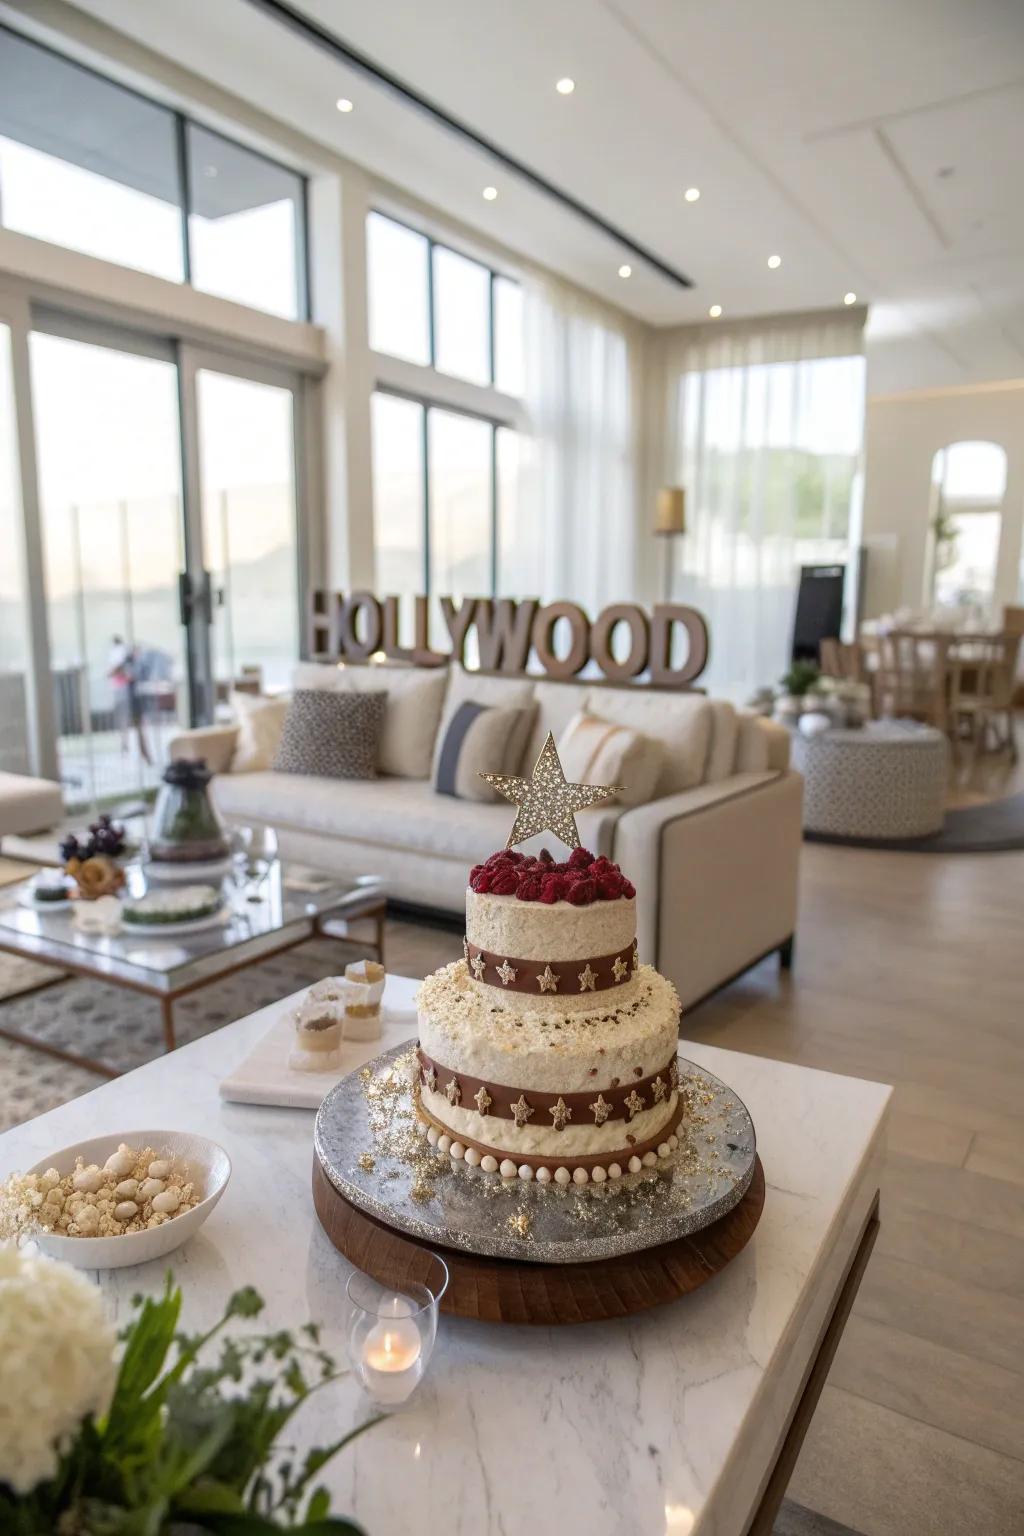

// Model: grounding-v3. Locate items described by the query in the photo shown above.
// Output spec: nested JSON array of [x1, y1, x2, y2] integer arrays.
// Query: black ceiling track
[[242, 0, 694, 289]]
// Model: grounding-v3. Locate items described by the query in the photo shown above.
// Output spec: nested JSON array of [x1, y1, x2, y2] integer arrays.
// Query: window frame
[[371, 383, 517, 600], [0, 22, 311, 321], [367, 208, 519, 394]]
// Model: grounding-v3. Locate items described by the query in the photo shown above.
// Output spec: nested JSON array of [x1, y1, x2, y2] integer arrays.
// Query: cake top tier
[[468, 848, 635, 907]]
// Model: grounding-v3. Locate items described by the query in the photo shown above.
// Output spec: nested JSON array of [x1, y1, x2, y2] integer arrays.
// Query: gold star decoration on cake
[[511, 1093, 534, 1128], [578, 963, 597, 992], [631, 941, 639, 972], [651, 1076, 668, 1103], [423, 1064, 438, 1094], [623, 1088, 645, 1120], [496, 958, 518, 986], [470, 953, 486, 981], [537, 964, 560, 993], [462, 935, 470, 961], [668, 1060, 680, 1090], [548, 1096, 571, 1131], [445, 1076, 462, 1106], [589, 1093, 612, 1125], [480, 732, 623, 851], [612, 955, 629, 983], [474, 1084, 493, 1116]]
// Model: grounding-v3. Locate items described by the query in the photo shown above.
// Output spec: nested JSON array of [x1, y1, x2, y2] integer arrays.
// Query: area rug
[[0, 920, 465, 1134], [0, 952, 66, 1003], [805, 790, 1024, 852]]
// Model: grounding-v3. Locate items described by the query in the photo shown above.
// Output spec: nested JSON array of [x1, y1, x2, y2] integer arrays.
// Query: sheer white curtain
[[658, 310, 866, 700], [504, 274, 643, 614]]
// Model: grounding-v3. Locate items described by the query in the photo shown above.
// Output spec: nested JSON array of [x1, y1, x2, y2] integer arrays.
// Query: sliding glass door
[[30, 329, 186, 806], [22, 327, 305, 810], [194, 365, 300, 700], [0, 321, 33, 774]]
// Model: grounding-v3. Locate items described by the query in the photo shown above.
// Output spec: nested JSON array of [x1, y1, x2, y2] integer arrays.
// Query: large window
[[371, 390, 517, 621], [0, 26, 308, 319], [367, 212, 522, 393], [929, 441, 1008, 613]]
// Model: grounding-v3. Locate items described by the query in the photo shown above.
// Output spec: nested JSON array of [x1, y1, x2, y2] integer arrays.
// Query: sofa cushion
[[273, 690, 385, 780], [557, 711, 664, 808], [523, 680, 591, 769], [212, 772, 622, 865], [230, 692, 289, 773], [734, 711, 770, 773], [435, 702, 529, 802], [292, 661, 447, 780], [433, 669, 536, 780], [704, 700, 739, 783], [583, 688, 712, 796]]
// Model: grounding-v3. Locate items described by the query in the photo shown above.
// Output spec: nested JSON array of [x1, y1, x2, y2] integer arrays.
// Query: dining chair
[[874, 631, 950, 730], [949, 633, 1021, 762], [819, 638, 867, 682]]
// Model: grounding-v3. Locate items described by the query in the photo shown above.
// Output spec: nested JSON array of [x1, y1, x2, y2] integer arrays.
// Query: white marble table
[[0, 977, 891, 1536]]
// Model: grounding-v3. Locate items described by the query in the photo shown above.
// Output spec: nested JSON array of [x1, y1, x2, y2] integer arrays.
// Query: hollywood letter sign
[[308, 593, 709, 688]]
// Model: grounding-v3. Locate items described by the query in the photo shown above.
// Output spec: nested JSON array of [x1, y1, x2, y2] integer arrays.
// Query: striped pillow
[[435, 701, 528, 802], [556, 711, 664, 808]]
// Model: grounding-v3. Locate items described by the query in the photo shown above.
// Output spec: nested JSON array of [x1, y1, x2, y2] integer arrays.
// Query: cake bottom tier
[[417, 1093, 683, 1177]]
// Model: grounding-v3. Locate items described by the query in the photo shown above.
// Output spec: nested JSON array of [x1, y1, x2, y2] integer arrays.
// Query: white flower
[[0, 1243, 118, 1494]]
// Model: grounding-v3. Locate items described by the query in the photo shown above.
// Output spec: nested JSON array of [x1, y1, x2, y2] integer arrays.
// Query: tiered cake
[[416, 847, 683, 1185]]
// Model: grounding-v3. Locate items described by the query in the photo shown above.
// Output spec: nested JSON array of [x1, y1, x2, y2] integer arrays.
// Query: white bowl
[[25, 1130, 231, 1270]]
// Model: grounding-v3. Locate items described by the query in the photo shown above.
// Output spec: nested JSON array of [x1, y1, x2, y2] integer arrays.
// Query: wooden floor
[[687, 739, 1024, 1536], [390, 732, 1024, 1536]]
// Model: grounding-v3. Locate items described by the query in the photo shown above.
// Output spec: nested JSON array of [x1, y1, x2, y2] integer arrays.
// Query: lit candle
[[360, 1304, 422, 1404]]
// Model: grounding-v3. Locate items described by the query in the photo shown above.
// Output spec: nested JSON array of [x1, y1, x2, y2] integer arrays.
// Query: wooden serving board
[[312, 1154, 765, 1325]]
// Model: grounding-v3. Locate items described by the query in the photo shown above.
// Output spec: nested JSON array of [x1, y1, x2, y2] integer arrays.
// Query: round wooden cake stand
[[312, 1154, 765, 1325]]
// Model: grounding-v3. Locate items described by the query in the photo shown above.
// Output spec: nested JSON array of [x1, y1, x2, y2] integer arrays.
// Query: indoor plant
[[773, 660, 821, 723], [0, 1244, 376, 1533]]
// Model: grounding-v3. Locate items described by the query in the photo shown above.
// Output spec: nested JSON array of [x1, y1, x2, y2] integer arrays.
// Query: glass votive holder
[[345, 1253, 448, 1408]]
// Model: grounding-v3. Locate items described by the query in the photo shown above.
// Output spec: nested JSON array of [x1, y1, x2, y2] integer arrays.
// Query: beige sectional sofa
[[169, 665, 802, 1011]]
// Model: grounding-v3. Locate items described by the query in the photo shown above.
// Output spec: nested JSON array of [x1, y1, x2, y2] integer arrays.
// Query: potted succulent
[[773, 661, 821, 725]]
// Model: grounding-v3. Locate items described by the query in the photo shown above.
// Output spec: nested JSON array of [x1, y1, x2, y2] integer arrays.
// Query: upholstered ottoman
[[0, 771, 63, 843], [790, 722, 947, 841]]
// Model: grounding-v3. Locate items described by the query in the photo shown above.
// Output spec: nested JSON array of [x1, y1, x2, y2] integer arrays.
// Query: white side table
[[790, 721, 948, 840]]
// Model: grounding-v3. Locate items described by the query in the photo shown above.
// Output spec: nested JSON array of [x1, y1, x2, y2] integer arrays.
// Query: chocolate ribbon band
[[417, 1046, 679, 1127], [463, 936, 638, 995], [417, 1096, 686, 1173]]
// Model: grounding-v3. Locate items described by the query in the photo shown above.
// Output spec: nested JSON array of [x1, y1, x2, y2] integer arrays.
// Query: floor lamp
[[655, 486, 686, 602]]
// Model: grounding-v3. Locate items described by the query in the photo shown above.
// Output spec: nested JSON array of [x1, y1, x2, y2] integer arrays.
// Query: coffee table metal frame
[[0, 868, 386, 1079]]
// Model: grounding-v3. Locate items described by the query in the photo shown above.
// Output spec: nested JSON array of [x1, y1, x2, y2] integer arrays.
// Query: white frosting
[[420, 1080, 678, 1158], [417, 956, 679, 1158], [465, 889, 637, 1016]]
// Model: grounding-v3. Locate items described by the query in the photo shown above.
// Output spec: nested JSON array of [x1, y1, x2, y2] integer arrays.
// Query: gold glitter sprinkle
[[358, 1152, 375, 1172], [507, 1210, 532, 1239], [479, 732, 622, 850]]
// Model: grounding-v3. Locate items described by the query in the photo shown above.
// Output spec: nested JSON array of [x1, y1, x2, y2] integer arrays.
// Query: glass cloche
[[149, 758, 230, 865]]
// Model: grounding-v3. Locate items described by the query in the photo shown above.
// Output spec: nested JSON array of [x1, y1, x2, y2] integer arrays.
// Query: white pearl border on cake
[[424, 1121, 680, 1183]]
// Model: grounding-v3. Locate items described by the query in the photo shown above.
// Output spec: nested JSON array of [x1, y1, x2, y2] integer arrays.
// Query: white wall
[[861, 381, 1024, 619]]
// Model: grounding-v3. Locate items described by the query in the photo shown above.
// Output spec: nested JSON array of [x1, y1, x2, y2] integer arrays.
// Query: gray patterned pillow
[[273, 690, 386, 780]]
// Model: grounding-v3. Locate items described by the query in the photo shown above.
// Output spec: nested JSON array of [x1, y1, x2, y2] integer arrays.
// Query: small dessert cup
[[288, 990, 345, 1072], [343, 959, 386, 1041]]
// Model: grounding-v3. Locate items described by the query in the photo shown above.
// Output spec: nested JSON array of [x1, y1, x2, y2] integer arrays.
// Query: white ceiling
[[47, 0, 1024, 389]]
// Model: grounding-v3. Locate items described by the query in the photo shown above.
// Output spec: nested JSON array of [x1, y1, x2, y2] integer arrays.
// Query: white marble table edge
[[0, 977, 894, 1536]]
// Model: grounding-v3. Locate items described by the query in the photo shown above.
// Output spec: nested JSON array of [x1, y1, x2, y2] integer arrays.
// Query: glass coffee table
[[0, 861, 386, 1078]]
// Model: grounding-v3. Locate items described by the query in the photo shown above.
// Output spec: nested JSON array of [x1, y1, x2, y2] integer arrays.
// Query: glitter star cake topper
[[480, 732, 622, 850]]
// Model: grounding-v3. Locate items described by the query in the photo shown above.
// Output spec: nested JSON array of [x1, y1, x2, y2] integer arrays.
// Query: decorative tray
[[314, 1042, 757, 1265]]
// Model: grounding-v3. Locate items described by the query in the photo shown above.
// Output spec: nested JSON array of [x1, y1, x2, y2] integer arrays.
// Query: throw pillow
[[291, 662, 448, 779], [557, 711, 664, 809], [432, 669, 537, 781], [583, 688, 711, 796], [230, 692, 290, 774], [435, 702, 527, 802], [273, 690, 386, 780]]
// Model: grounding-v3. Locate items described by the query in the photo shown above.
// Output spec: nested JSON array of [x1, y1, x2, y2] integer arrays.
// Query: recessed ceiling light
[[684, 187, 701, 202], [556, 77, 576, 95], [709, 304, 722, 318], [844, 291, 857, 305], [335, 97, 354, 113], [618, 264, 632, 278], [767, 254, 782, 269], [482, 185, 498, 201]]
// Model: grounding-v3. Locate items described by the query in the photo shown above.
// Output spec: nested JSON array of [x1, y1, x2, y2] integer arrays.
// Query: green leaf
[[305, 1487, 330, 1522], [106, 1275, 182, 1442]]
